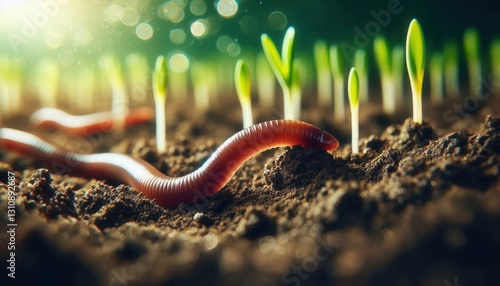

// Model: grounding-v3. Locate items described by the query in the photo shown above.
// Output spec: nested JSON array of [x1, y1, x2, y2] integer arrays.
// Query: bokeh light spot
[[169, 53, 190, 73], [217, 0, 238, 18], [159, 2, 185, 23], [169, 6, 185, 23], [227, 43, 241, 57], [190, 19, 209, 38], [170, 29, 186, 45], [268, 11, 287, 30], [136, 23, 153, 40], [190, 0, 207, 16], [104, 4, 124, 23], [216, 35, 233, 53], [121, 7, 140, 26]]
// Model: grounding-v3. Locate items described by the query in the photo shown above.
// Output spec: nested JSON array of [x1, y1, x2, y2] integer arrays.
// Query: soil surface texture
[[1, 92, 500, 286]]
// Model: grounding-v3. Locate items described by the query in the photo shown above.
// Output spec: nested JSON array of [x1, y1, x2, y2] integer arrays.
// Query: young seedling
[[218, 57, 239, 101], [405, 19, 426, 124], [430, 52, 444, 104], [314, 40, 332, 107], [261, 26, 296, 119], [0, 56, 23, 123], [348, 67, 359, 154], [100, 53, 129, 135], [36, 58, 59, 108], [291, 59, 302, 120], [374, 36, 396, 114], [126, 53, 149, 102], [9, 57, 22, 115], [353, 49, 368, 103], [443, 41, 460, 97], [74, 67, 95, 113], [463, 28, 481, 96], [391, 45, 405, 106], [191, 62, 210, 111], [207, 62, 220, 102], [330, 44, 345, 122], [256, 52, 276, 108], [491, 39, 500, 94], [152, 55, 168, 153], [234, 59, 253, 128]]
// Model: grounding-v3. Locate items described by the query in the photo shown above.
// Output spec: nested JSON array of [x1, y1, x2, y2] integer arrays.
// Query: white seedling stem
[[256, 52, 275, 108], [154, 96, 166, 153], [351, 105, 359, 154], [381, 76, 396, 113]]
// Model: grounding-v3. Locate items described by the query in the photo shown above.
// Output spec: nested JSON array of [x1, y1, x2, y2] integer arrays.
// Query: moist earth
[[1, 95, 500, 286]]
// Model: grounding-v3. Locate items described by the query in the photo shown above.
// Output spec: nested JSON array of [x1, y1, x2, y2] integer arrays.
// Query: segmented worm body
[[31, 107, 154, 135], [0, 120, 339, 207]]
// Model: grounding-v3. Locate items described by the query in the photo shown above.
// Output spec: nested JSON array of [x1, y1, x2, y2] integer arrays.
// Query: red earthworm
[[0, 120, 339, 207], [30, 107, 154, 135]]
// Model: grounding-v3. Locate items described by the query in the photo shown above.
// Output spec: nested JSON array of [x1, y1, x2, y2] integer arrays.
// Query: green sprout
[[491, 39, 500, 93], [191, 62, 210, 111], [256, 52, 275, 108], [430, 52, 444, 104], [235, 59, 253, 128], [463, 28, 481, 96], [330, 44, 345, 122], [9, 57, 23, 115], [100, 53, 129, 135], [374, 36, 396, 114], [0, 56, 23, 123], [348, 67, 359, 154], [152, 55, 168, 153], [36, 58, 59, 108], [291, 59, 303, 120], [126, 53, 150, 102], [353, 49, 368, 103], [405, 19, 426, 124], [314, 40, 332, 107], [261, 26, 296, 119], [73, 66, 95, 113], [443, 41, 460, 97], [391, 45, 405, 105]]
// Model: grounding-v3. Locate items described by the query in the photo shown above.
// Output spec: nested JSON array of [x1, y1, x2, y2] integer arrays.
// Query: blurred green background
[[0, 0, 498, 64]]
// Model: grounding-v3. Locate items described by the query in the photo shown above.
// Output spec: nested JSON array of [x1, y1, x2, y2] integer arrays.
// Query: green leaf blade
[[261, 33, 286, 87], [235, 59, 251, 102], [329, 44, 344, 77], [153, 55, 168, 99], [406, 19, 426, 123], [281, 27, 295, 84], [464, 28, 480, 63], [406, 19, 426, 87], [374, 36, 390, 76], [348, 67, 359, 107]]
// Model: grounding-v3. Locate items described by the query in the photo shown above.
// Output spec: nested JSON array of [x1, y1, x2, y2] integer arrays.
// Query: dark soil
[[1, 91, 500, 286]]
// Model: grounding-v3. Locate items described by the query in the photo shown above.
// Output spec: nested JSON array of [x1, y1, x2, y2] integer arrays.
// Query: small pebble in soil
[[193, 212, 214, 226]]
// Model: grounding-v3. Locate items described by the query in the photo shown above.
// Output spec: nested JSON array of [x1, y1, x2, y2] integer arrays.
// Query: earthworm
[[30, 107, 154, 135], [0, 120, 339, 207]]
